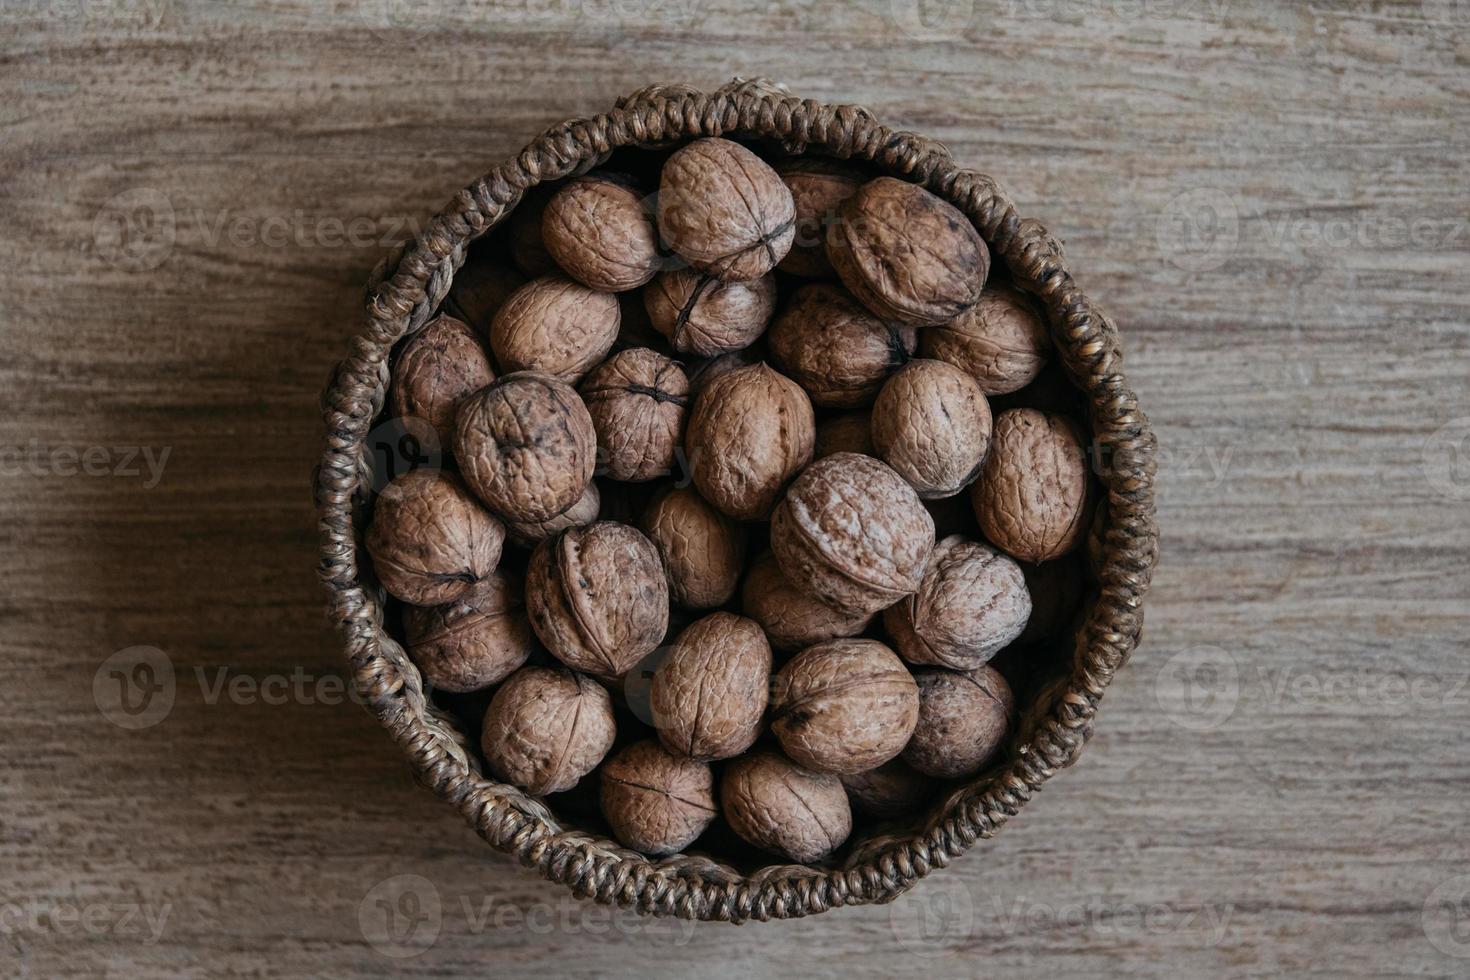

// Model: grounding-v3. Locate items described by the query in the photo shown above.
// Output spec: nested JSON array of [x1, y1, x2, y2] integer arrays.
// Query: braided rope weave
[[315, 78, 1158, 923]]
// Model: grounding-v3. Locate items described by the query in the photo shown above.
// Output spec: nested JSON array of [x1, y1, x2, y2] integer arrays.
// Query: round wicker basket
[[315, 78, 1158, 923]]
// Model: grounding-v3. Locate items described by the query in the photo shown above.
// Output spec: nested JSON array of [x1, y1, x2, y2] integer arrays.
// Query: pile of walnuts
[[366, 137, 1093, 863]]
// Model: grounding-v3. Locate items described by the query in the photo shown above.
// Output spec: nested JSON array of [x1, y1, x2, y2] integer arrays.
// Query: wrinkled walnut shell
[[770, 453, 934, 616], [840, 759, 937, 819], [446, 258, 526, 338], [902, 666, 1014, 779], [770, 638, 919, 775], [644, 268, 776, 357], [650, 612, 770, 761], [365, 469, 504, 607], [579, 348, 689, 482], [490, 275, 620, 384], [777, 160, 862, 278], [503, 481, 601, 549], [813, 411, 874, 460], [389, 314, 496, 448], [920, 286, 1050, 395], [640, 486, 746, 609], [404, 572, 532, 693], [827, 177, 989, 326], [884, 536, 1031, 670], [740, 551, 873, 652], [542, 174, 662, 292], [686, 363, 815, 521], [525, 521, 669, 678], [767, 283, 916, 408], [600, 740, 717, 856], [453, 372, 596, 523], [971, 408, 1090, 563], [481, 665, 616, 795], [871, 359, 992, 499], [657, 138, 795, 282], [720, 751, 852, 863]]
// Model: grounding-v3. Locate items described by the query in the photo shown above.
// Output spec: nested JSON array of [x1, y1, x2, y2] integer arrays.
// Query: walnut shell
[[446, 258, 526, 338], [770, 453, 934, 616], [970, 408, 1090, 562], [920, 286, 1050, 395], [813, 411, 874, 460], [480, 665, 616, 795], [640, 486, 746, 609], [767, 283, 916, 408], [839, 759, 936, 819], [578, 348, 689, 482], [600, 740, 717, 856], [403, 571, 532, 692], [365, 470, 504, 606], [826, 177, 989, 326], [871, 359, 992, 499], [770, 638, 919, 775], [720, 751, 852, 862], [902, 666, 1014, 779], [503, 481, 601, 548], [507, 187, 557, 277], [740, 552, 873, 652], [542, 174, 661, 292], [777, 161, 862, 278], [453, 372, 596, 523], [650, 612, 771, 760], [644, 268, 776, 357], [686, 342, 765, 395], [525, 521, 669, 678], [686, 363, 815, 521], [657, 138, 795, 282], [489, 275, 620, 384], [388, 314, 496, 448], [884, 536, 1031, 670]]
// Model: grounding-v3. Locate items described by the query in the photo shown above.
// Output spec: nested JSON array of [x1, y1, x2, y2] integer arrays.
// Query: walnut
[[644, 268, 776, 357], [453, 372, 596, 523], [503, 480, 600, 549], [685, 342, 764, 395], [902, 666, 1014, 779], [657, 138, 795, 282], [489, 275, 620, 384], [600, 739, 716, 856], [649, 612, 770, 760], [1019, 553, 1086, 645], [720, 751, 852, 862], [525, 521, 669, 678], [446, 255, 526, 337], [970, 409, 1090, 562], [871, 359, 992, 499], [480, 665, 616, 795], [387, 314, 496, 449], [777, 160, 862, 278], [542, 173, 662, 292], [919, 286, 1050, 395], [839, 759, 936, 819], [770, 638, 919, 775], [813, 411, 874, 460], [365, 470, 504, 606], [884, 536, 1031, 670], [507, 187, 558, 277], [826, 177, 989, 326], [740, 552, 872, 652], [403, 571, 532, 692], [767, 284, 917, 408], [685, 363, 815, 521], [577, 348, 688, 482], [770, 453, 934, 616], [640, 486, 746, 608]]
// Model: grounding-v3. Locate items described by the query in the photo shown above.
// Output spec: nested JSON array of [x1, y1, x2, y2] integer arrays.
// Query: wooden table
[[4, 2, 1468, 976]]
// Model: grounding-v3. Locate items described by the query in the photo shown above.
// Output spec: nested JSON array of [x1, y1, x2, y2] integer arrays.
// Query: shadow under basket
[[315, 78, 1159, 923]]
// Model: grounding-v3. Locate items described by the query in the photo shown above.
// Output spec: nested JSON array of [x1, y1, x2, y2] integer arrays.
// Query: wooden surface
[[3, 2, 1468, 977]]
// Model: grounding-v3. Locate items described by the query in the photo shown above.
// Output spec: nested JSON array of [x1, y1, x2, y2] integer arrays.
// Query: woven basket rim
[[315, 77, 1159, 923]]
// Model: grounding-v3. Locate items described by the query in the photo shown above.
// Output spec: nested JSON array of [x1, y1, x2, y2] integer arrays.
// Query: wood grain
[[3, 1, 1468, 977]]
